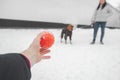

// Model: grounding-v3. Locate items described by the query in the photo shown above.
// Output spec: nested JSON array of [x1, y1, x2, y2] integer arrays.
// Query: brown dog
[[61, 24, 73, 44]]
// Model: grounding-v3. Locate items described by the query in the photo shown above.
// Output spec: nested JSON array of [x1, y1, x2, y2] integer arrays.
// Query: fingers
[[41, 56, 51, 59], [31, 32, 49, 48], [37, 49, 51, 62], [36, 32, 47, 43], [31, 33, 44, 47], [40, 49, 51, 55], [40, 49, 51, 60], [36, 33, 44, 42], [37, 56, 50, 62]]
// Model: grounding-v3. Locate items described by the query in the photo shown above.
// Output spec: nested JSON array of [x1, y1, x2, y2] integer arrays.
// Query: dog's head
[[67, 24, 73, 31]]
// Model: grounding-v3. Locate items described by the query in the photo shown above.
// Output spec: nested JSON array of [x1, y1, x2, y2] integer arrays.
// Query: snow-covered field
[[0, 28, 120, 80]]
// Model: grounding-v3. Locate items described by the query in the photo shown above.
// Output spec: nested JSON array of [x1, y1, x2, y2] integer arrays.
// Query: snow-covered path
[[0, 29, 120, 80]]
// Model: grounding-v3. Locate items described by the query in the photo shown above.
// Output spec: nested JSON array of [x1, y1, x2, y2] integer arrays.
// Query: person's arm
[[91, 9, 97, 23], [0, 53, 32, 80], [0, 33, 51, 80], [22, 33, 51, 67], [91, 9, 97, 28], [106, 3, 113, 18]]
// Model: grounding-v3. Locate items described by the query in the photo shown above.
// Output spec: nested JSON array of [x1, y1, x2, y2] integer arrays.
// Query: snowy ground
[[0, 28, 120, 80]]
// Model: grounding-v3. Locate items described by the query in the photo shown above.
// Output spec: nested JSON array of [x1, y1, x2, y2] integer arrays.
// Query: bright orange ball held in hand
[[40, 31, 55, 49]]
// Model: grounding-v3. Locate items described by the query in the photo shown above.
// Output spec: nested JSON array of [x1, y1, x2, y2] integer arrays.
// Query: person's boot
[[91, 41, 95, 44], [91, 39, 95, 44], [100, 41, 104, 45]]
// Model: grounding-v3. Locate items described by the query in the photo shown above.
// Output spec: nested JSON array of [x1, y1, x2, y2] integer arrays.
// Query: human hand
[[91, 20, 94, 28], [22, 33, 51, 67]]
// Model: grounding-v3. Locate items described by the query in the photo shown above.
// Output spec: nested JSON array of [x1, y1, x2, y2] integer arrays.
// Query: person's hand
[[91, 20, 94, 28], [22, 33, 51, 67]]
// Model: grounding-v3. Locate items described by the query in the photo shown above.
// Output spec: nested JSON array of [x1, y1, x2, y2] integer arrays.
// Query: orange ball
[[40, 31, 55, 49]]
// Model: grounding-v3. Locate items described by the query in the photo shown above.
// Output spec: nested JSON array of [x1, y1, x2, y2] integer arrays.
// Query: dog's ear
[[71, 25, 73, 30]]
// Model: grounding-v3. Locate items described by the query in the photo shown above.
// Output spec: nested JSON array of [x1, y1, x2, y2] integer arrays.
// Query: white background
[[0, 0, 120, 24]]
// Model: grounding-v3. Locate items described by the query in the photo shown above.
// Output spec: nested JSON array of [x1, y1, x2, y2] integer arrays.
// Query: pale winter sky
[[0, 0, 120, 24]]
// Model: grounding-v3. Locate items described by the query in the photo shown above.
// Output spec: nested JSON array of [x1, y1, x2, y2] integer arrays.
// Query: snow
[[0, 28, 120, 80]]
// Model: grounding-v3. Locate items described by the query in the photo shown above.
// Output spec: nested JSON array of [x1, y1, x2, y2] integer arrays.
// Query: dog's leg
[[65, 40, 67, 44], [64, 33, 67, 44], [70, 40, 72, 44], [60, 39, 63, 43], [61, 30, 65, 43], [69, 33, 72, 44]]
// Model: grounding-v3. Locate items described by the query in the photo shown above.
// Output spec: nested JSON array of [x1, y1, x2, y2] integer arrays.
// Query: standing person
[[91, 0, 113, 44], [0, 33, 51, 80], [61, 24, 73, 44]]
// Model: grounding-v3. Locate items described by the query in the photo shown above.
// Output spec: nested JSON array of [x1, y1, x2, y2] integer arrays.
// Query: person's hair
[[97, 1, 107, 10]]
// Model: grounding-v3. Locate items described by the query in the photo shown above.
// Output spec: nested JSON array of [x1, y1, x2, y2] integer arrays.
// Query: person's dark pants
[[93, 22, 106, 42]]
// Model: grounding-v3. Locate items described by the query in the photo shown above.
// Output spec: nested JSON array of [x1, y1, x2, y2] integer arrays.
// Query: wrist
[[22, 48, 37, 67], [20, 54, 31, 68]]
